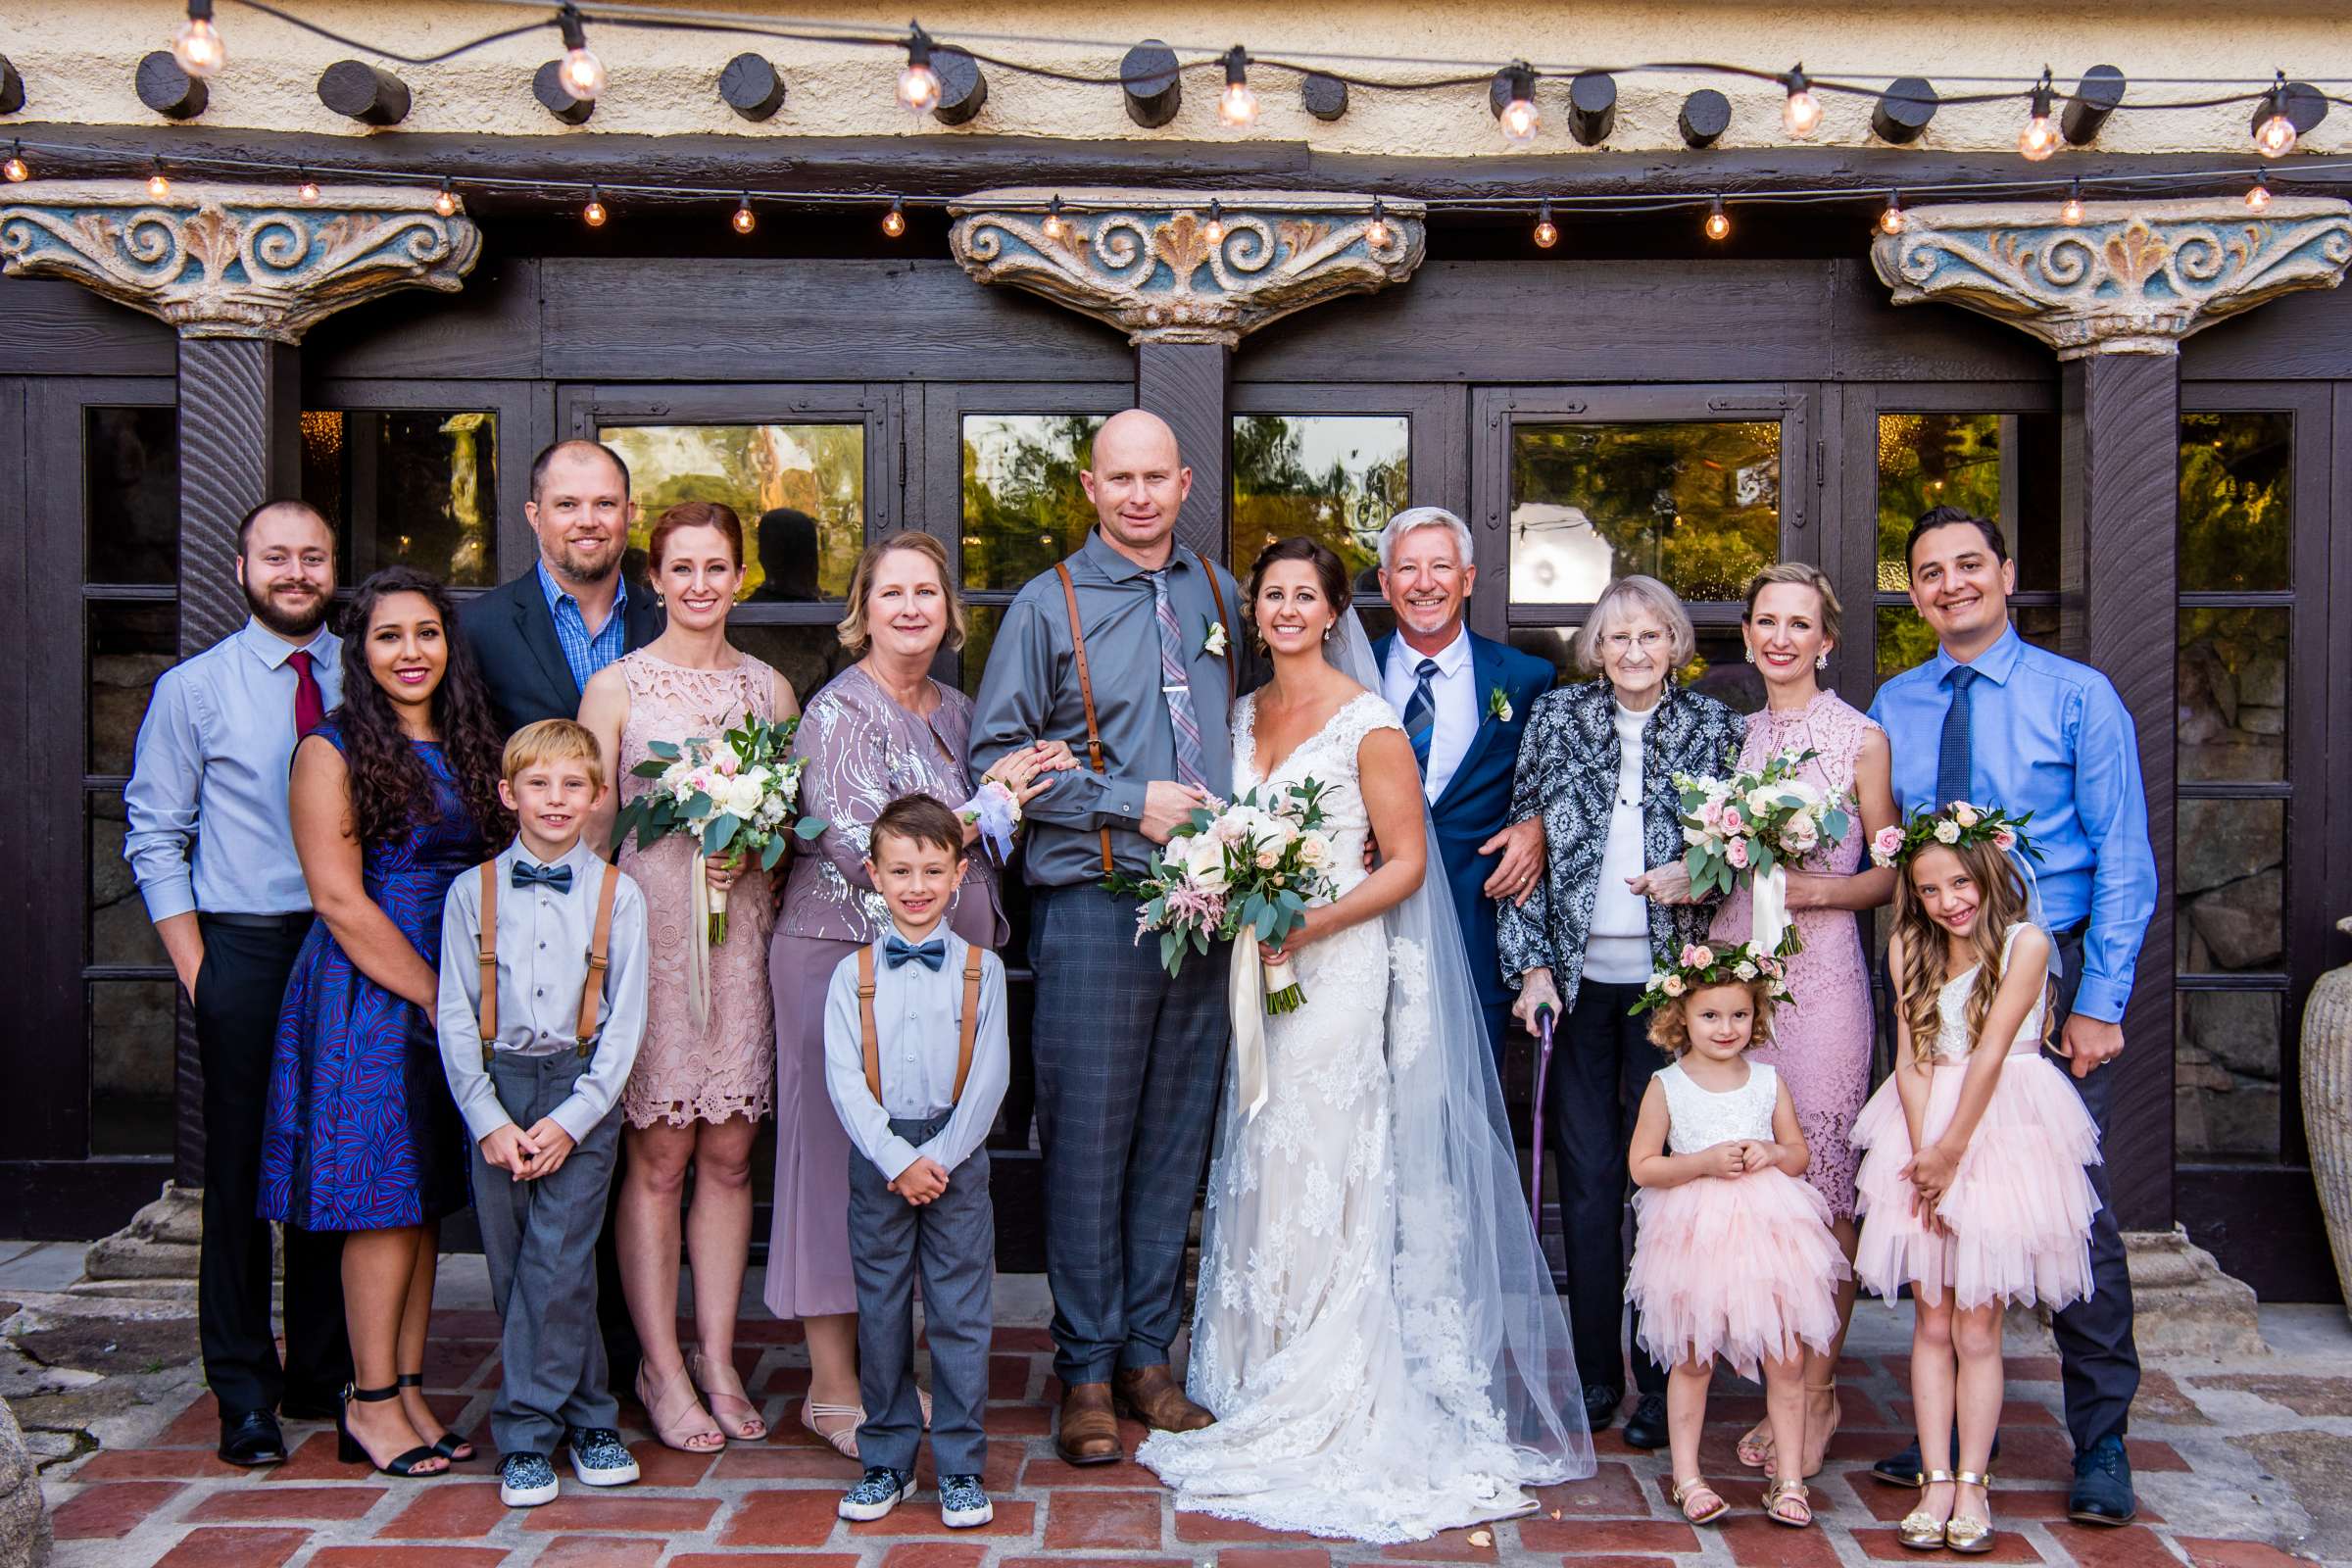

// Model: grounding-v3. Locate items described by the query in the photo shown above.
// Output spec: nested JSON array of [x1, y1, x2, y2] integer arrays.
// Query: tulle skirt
[[1626, 1165, 1848, 1378], [1850, 1052, 2102, 1312]]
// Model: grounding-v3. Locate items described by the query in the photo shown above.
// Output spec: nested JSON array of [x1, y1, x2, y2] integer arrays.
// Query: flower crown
[[1869, 801, 2041, 870], [1630, 938, 1792, 1015]]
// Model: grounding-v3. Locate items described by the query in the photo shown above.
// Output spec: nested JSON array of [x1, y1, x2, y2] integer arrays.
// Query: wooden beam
[[1136, 342, 1230, 564]]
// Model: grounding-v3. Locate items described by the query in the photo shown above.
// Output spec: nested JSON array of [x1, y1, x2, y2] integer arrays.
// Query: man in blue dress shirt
[[1868, 506, 2155, 1527], [124, 500, 354, 1467]]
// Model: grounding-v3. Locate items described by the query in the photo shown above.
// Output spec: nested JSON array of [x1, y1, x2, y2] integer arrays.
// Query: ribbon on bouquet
[[1749, 861, 1793, 958], [1228, 943, 1274, 1123], [688, 847, 714, 1031]]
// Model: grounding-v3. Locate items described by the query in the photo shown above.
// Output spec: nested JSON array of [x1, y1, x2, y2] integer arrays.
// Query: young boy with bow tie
[[437, 719, 650, 1507], [826, 793, 1010, 1529]]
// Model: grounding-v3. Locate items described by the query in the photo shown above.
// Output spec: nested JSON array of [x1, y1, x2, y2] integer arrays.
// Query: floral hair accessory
[[1869, 800, 2041, 870], [1630, 937, 1791, 1015]]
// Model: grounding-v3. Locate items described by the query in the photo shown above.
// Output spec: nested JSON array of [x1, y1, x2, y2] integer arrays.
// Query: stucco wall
[[0, 1, 2343, 159]]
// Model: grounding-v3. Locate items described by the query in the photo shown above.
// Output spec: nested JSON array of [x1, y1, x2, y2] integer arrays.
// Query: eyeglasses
[[1600, 629, 1667, 653]]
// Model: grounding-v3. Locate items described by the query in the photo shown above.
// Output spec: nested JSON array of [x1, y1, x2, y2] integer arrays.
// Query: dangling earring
[[1742, 646, 1755, 663], [1815, 652, 1828, 670], [1323, 623, 1334, 642]]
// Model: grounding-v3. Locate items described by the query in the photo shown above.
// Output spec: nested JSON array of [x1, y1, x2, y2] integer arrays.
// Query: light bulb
[[1365, 197, 1391, 249], [1879, 192, 1905, 235], [146, 165, 172, 200], [1533, 200, 1558, 249], [882, 198, 906, 237], [433, 180, 458, 219], [1203, 200, 1225, 245], [731, 197, 756, 234], [2255, 81, 2298, 158], [898, 29, 941, 116], [1219, 48, 1257, 128], [2246, 172, 2272, 212], [2060, 181, 2084, 224], [582, 188, 607, 227], [1704, 197, 1730, 241], [172, 2, 225, 78], [1042, 196, 1066, 241], [1782, 66, 1822, 138], [1499, 64, 1540, 147], [2018, 72, 2057, 161], [297, 172, 321, 205], [3, 144, 27, 184], [557, 6, 604, 100]]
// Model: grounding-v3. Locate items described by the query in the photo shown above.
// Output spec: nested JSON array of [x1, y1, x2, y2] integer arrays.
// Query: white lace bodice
[[1929, 923, 2048, 1062], [1231, 688, 1399, 904], [1659, 1060, 1778, 1154]]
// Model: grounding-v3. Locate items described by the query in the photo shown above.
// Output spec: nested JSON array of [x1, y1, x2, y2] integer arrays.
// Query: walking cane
[[1528, 1004, 1556, 1236]]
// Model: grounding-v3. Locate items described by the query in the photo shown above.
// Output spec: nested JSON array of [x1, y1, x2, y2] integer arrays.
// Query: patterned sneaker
[[838, 1465, 915, 1522], [499, 1451, 559, 1508], [566, 1427, 640, 1488], [939, 1473, 994, 1529]]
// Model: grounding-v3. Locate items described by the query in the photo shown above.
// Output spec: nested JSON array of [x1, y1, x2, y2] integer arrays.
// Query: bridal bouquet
[[1672, 748, 1850, 958], [1105, 778, 1337, 1014], [614, 713, 826, 946]]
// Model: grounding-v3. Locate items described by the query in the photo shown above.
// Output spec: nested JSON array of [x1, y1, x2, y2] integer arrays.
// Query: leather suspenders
[[1054, 546, 1234, 876], [476, 858, 620, 1066], [858, 941, 984, 1105]]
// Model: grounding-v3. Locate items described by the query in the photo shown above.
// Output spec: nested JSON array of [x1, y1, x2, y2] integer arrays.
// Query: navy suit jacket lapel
[[1435, 633, 1507, 812], [514, 583, 582, 710]]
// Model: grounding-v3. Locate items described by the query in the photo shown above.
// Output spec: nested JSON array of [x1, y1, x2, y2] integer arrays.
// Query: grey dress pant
[[474, 1051, 626, 1458], [851, 1110, 994, 1477]]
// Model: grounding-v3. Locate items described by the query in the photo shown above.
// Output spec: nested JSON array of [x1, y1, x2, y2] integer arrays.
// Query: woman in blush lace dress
[[1707, 564, 1898, 1480]]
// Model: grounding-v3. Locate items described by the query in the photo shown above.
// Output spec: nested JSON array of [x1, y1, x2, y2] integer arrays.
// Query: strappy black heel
[[397, 1371, 473, 1462], [337, 1383, 448, 1476]]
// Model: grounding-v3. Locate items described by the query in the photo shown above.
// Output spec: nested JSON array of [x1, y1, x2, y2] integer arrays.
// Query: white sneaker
[[566, 1427, 640, 1487], [499, 1451, 560, 1507], [838, 1465, 916, 1521]]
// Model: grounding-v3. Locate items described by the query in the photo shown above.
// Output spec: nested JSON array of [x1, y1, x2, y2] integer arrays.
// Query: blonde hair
[[1741, 563, 1843, 651], [502, 717, 605, 793], [1574, 574, 1696, 675], [1647, 979, 1777, 1056], [1891, 837, 2044, 1064], [837, 531, 965, 658]]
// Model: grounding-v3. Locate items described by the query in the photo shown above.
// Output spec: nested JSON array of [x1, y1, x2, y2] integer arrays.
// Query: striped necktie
[[1150, 569, 1210, 793], [1401, 658, 1440, 771], [1935, 664, 1979, 808]]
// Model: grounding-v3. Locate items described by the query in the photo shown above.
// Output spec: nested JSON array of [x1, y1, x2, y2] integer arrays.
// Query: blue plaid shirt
[[536, 560, 630, 695]]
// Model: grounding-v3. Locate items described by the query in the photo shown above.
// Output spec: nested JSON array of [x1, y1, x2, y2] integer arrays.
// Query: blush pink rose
[[1726, 836, 1750, 870]]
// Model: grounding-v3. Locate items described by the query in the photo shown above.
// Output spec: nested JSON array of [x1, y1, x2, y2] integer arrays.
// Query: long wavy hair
[[334, 566, 510, 848], [1891, 836, 2040, 1064]]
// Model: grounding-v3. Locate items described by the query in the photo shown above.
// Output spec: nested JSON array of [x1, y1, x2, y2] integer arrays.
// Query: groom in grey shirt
[[972, 410, 1246, 1465]]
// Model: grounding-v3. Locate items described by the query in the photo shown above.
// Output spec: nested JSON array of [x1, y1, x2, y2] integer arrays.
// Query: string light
[[296, 168, 321, 205], [1878, 188, 1905, 234], [1365, 196, 1391, 248], [145, 160, 171, 200], [433, 178, 458, 218], [730, 192, 756, 233], [2060, 177, 2085, 224], [2254, 73, 2298, 158], [1203, 198, 1225, 245], [1042, 194, 1066, 240], [2018, 70, 2059, 161], [882, 196, 906, 237], [172, 0, 225, 79], [1219, 46, 1258, 128], [897, 25, 942, 116], [1781, 64, 1822, 138], [2245, 170, 2272, 212], [2, 142, 27, 184], [581, 184, 607, 226], [1532, 198, 1558, 248], [1498, 62, 1540, 147], [1704, 195, 1731, 240], [557, 5, 606, 101]]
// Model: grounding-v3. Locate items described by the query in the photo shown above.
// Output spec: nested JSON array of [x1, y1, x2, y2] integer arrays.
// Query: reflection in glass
[[2175, 798, 2283, 974], [1503, 626, 1754, 713], [1230, 415, 1407, 594], [960, 605, 1003, 700], [2179, 608, 2288, 782], [1875, 413, 2059, 593], [91, 792, 167, 968], [1876, 603, 2057, 679], [90, 601, 176, 776], [601, 423, 866, 600], [2178, 413, 2290, 592], [960, 415, 1103, 593], [301, 411, 498, 586], [90, 979, 176, 1155], [1510, 422, 1777, 605], [2176, 990, 2282, 1158], [86, 407, 180, 586], [727, 622, 858, 711]]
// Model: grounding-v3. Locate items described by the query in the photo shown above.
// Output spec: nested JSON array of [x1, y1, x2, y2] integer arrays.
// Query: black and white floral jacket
[[1495, 676, 1746, 1012]]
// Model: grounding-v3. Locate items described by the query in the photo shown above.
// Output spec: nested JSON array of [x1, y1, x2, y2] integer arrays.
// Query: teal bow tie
[[884, 934, 946, 971], [512, 860, 572, 893]]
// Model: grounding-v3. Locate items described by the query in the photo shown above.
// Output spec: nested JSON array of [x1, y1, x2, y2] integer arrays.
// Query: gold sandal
[[1944, 1470, 1996, 1554], [1671, 1477, 1730, 1526], [1897, 1469, 1955, 1550], [1763, 1478, 1813, 1529], [687, 1348, 767, 1443], [1735, 1421, 1773, 1470]]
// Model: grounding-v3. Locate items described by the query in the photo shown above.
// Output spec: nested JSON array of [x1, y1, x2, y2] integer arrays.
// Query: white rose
[[1951, 803, 1981, 828], [1185, 837, 1230, 892], [1934, 818, 1961, 844], [1744, 784, 1787, 817], [1298, 833, 1333, 869], [1648, 970, 1669, 989], [1735, 960, 1758, 980]]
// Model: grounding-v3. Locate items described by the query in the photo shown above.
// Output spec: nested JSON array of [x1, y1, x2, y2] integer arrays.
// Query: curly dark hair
[[333, 566, 510, 848]]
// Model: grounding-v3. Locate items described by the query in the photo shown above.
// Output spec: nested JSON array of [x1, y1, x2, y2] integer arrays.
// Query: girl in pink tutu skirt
[[1850, 805, 2102, 1555], [1625, 940, 1847, 1532]]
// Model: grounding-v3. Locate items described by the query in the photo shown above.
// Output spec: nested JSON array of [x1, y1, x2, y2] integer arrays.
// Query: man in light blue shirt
[[1867, 506, 2153, 1526], [122, 500, 353, 1467]]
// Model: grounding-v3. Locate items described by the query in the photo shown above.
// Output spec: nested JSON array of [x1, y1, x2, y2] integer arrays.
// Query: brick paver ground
[[28, 1287, 2347, 1568]]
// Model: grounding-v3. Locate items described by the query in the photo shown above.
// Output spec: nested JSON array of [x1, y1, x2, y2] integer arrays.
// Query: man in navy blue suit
[[1371, 507, 1555, 1060]]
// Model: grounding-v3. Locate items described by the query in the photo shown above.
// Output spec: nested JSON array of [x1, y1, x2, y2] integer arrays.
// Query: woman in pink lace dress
[[582, 502, 799, 1454], [1707, 564, 1897, 1480]]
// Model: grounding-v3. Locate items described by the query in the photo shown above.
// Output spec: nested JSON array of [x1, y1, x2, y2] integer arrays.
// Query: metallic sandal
[[1944, 1470, 1996, 1554], [1763, 1478, 1813, 1528], [1671, 1477, 1731, 1526], [1735, 1421, 1773, 1470], [1896, 1469, 1956, 1550], [800, 1398, 864, 1460]]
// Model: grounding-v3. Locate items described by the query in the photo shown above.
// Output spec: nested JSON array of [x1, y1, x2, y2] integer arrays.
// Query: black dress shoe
[[2068, 1435, 2135, 1525], [1581, 1384, 1622, 1431], [1872, 1428, 2002, 1487], [1621, 1392, 1669, 1450], [219, 1409, 288, 1467]]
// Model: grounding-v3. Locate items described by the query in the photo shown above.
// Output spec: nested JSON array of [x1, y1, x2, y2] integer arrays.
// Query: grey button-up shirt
[[823, 930, 1009, 1182], [435, 837, 650, 1146], [970, 530, 1244, 887]]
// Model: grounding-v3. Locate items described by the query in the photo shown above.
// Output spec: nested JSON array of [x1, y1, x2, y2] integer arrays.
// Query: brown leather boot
[[1112, 1364, 1215, 1433], [1054, 1382, 1122, 1466]]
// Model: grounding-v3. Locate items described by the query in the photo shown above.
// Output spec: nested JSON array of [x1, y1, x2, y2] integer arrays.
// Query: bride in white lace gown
[[1138, 539, 1592, 1544]]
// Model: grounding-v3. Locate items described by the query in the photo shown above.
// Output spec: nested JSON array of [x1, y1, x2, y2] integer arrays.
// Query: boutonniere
[[1486, 686, 1514, 723], [1201, 617, 1230, 659]]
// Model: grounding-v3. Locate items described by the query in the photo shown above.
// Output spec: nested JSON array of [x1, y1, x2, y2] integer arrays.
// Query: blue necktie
[[884, 935, 947, 972], [512, 860, 572, 893], [1935, 664, 1979, 809], [1401, 659, 1439, 771]]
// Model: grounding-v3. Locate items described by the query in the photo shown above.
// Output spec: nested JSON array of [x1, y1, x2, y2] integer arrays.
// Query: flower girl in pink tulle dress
[[1849, 805, 2102, 1555], [1624, 941, 1847, 1532]]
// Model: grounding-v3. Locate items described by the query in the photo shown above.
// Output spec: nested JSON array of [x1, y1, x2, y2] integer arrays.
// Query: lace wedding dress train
[[1138, 676, 1592, 1544]]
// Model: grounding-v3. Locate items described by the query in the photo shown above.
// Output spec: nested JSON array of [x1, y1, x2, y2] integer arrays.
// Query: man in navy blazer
[[1371, 507, 1554, 1061]]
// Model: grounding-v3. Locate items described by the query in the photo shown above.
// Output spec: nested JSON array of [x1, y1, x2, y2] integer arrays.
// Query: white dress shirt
[[823, 928, 1010, 1183], [1587, 701, 1655, 985], [1382, 624, 1477, 802], [436, 837, 650, 1146]]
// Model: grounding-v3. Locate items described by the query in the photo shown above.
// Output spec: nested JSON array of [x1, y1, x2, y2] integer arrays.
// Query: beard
[[247, 575, 329, 639]]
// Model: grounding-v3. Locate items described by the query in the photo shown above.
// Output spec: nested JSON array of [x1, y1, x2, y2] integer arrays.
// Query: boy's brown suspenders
[[857, 941, 984, 1105], [476, 858, 620, 1065], [1054, 548, 1234, 877]]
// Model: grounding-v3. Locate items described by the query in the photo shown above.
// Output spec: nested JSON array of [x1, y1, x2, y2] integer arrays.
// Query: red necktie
[[288, 649, 324, 738]]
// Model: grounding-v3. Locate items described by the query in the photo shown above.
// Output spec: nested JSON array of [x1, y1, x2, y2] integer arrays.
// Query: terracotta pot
[[2299, 915, 2352, 1319]]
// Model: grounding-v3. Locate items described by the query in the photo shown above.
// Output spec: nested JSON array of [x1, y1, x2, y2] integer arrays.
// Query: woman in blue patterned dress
[[260, 566, 508, 1477]]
